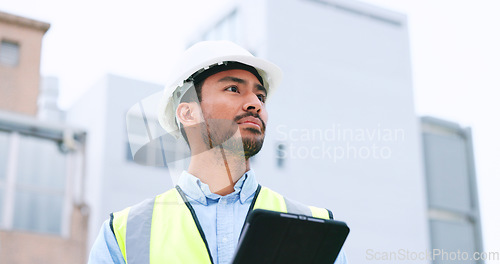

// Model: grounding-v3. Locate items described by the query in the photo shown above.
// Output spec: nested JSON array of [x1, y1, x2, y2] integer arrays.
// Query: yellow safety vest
[[112, 185, 333, 264]]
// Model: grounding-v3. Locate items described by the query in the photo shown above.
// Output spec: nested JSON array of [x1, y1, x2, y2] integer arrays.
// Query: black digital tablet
[[232, 209, 349, 264]]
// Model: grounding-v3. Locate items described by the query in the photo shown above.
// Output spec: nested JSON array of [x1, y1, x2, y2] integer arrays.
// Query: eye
[[257, 94, 266, 103], [225, 85, 239, 93]]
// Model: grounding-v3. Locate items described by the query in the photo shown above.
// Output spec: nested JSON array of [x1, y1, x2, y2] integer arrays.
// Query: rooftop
[[0, 10, 50, 33]]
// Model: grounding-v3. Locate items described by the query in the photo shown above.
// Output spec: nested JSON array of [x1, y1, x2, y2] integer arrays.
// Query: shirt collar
[[177, 169, 258, 206]]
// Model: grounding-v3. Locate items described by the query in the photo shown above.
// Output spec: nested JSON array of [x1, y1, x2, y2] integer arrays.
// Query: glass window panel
[[423, 133, 472, 213], [430, 219, 477, 264], [0, 131, 10, 226], [126, 142, 133, 161], [16, 135, 66, 190], [13, 190, 63, 234], [127, 113, 149, 136], [0, 131, 10, 181], [0, 188, 4, 224], [0, 40, 20, 66]]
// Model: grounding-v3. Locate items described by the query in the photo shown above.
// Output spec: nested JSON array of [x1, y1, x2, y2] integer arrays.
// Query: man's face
[[199, 69, 268, 158]]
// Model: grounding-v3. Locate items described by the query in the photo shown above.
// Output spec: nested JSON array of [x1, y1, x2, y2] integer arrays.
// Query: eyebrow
[[218, 76, 267, 96]]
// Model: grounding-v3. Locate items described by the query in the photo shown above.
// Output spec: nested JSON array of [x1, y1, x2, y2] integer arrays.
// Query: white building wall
[[245, 0, 429, 262], [66, 77, 108, 251]]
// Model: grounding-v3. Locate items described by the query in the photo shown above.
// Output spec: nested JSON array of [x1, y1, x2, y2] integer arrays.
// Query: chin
[[240, 133, 265, 143], [242, 136, 265, 159]]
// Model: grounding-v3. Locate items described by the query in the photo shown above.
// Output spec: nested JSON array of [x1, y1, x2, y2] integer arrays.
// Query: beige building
[[0, 11, 88, 264], [0, 111, 89, 264], [0, 10, 49, 115]]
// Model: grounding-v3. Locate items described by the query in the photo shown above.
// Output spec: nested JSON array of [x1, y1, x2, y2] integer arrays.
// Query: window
[[0, 131, 10, 225], [126, 112, 150, 163], [421, 117, 483, 258], [13, 134, 66, 234], [0, 40, 20, 66], [125, 108, 173, 168], [0, 132, 68, 234], [126, 142, 134, 161]]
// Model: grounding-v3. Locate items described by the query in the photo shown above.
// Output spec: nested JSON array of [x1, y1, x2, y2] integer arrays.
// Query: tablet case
[[232, 209, 349, 264]]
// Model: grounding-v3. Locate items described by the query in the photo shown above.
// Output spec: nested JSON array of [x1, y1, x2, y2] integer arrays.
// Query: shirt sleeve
[[334, 248, 348, 264], [88, 220, 126, 264]]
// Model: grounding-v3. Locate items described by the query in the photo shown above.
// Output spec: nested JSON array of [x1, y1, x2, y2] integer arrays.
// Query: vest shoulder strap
[[254, 186, 333, 220], [111, 188, 213, 264]]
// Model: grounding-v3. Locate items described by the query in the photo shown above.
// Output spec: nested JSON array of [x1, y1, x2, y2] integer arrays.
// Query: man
[[88, 41, 348, 264]]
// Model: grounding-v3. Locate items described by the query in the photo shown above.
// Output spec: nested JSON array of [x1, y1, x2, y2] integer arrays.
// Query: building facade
[[0, 11, 49, 116], [0, 11, 89, 264]]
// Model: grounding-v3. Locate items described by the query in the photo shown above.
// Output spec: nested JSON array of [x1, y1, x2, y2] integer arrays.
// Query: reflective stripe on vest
[[112, 185, 332, 264], [253, 186, 332, 219]]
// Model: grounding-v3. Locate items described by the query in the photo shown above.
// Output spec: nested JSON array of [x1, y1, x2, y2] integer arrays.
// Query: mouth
[[239, 121, 261, 128], [236, 116, 265, 133]]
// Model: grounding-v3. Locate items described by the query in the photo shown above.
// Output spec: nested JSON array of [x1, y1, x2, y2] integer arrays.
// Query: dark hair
[[179, 80, 204, 146]]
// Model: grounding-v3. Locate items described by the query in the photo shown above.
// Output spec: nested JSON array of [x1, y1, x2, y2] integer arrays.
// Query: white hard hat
[[158, 40, 282, 139]]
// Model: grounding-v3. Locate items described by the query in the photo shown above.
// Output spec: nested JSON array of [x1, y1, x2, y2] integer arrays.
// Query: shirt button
[[222, 237, 228, 243], [220, 199, 226, 204]]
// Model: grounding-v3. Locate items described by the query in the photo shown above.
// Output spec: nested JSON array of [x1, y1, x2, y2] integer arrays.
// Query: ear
[[176, 102, 203, 126]]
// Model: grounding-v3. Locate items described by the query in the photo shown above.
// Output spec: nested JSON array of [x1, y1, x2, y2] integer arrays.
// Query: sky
[[2, 0, 499, 256]]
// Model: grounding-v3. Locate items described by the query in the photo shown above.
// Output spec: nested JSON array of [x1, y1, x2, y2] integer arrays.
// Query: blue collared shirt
[[88, 170, 348, 264]]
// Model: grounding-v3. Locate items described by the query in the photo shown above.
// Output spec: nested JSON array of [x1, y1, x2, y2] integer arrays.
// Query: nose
[[242, 93, 262, 113]]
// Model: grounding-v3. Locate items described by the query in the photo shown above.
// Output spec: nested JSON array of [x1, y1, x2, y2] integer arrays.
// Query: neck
[[188, 145, 250, 196]]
